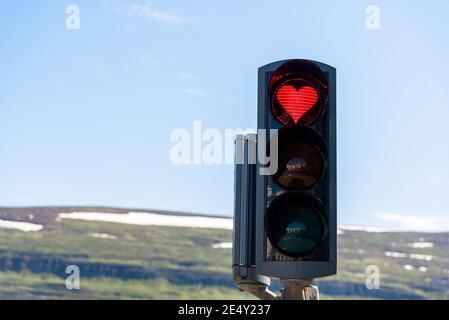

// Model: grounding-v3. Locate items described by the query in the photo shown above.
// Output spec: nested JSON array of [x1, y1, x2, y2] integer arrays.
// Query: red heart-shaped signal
[[277, 85, 318, 123]]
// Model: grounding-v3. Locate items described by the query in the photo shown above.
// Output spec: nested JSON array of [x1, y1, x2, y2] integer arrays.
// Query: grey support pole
[[281, 279, 320, 300]]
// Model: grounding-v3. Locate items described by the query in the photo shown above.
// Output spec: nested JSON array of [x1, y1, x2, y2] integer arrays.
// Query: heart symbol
[[277, 85, 318, 123]]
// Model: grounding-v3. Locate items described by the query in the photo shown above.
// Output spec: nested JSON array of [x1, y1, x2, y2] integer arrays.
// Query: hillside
[[0, 207, 447, 299]]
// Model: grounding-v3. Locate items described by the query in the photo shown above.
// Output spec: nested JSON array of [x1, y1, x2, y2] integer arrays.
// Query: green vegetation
[[0, 207, 448, 299]]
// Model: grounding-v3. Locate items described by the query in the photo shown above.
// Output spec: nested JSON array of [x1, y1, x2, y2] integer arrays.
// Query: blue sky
[[0, 1, 448, 231]]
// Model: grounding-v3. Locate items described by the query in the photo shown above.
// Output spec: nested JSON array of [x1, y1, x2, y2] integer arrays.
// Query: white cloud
[[179, 88, 207, 96], [339, 225, 389, 233], [126, 2, 188, 23], [376, 212, 449, 232]]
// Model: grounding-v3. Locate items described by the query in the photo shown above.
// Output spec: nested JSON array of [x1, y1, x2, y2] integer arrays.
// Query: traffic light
[[255, 59, 337, 280]]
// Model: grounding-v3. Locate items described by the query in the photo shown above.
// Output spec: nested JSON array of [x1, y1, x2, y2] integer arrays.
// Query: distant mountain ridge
[[0, 206, 447, 299], [0, 206, 428, 233]]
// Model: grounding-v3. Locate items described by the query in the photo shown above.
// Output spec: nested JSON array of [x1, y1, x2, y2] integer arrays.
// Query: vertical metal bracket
[[232, 134, 274, 297]]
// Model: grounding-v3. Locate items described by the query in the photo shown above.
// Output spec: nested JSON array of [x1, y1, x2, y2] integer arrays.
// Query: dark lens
[[270, 204, 323, 255], [275, 141, 324, 189], [271, 126, 327, 190], [266, 192, 326, 257]]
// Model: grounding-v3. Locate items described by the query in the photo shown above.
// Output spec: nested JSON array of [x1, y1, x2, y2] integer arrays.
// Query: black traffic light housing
[[255, 59, 337, 279]]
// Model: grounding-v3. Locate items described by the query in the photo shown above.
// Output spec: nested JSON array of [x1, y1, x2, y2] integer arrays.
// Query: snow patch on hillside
[[0, 219, 43, 232], [212, 242, 232, 249], [58, 211, 233, 230]]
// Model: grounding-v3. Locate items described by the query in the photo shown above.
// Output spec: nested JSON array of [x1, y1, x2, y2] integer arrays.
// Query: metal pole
[[280, 279, 320, 300]]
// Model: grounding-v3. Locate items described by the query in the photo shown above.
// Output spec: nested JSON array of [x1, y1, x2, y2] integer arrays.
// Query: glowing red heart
[[276, 85, 318, 123]]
